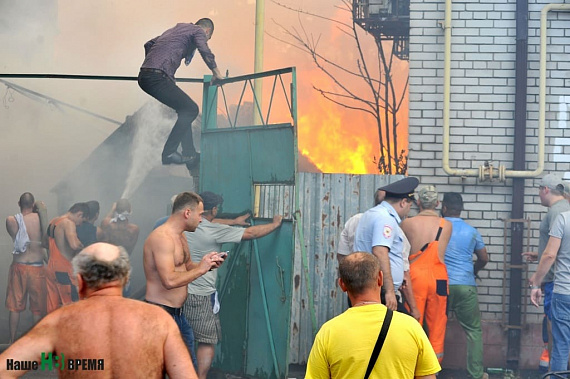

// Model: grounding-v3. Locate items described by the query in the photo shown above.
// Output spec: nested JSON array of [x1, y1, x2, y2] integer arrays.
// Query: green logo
[[41, 352, 65, 371], [6, 353, 104, 372]]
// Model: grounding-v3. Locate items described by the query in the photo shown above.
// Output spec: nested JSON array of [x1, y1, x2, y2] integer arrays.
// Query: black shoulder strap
[[47, 223, 55, 238], [435, 226, 443, 241], [364, 308, 393, 379], [434, 218, 445, 242]]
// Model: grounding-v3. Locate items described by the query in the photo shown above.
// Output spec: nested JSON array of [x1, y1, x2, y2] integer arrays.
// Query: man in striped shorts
[[184, 191, 282, 379]]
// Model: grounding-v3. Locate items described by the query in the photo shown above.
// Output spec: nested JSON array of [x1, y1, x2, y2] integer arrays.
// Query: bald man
[[0, 243, 196, 379]]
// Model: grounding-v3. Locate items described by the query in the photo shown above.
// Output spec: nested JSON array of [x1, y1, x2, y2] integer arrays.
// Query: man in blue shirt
[[442, 193, 488, 379], [354, 177, 419, 310]]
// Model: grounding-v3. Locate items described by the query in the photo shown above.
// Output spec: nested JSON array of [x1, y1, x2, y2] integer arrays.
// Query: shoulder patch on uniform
[[383, 225, 393, 239]]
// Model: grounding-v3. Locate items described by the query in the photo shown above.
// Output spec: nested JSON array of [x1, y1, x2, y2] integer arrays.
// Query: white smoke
[[121, 100, 175, 199]]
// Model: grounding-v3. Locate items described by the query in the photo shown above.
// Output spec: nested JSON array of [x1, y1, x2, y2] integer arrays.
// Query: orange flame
[[297, 65, 409, 174]]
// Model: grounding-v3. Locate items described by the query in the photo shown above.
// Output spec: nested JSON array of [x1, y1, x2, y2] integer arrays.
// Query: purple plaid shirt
[[141, 23, 217, 81]]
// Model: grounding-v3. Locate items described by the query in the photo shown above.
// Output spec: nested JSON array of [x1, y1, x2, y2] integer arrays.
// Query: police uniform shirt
[[354, 201, 405, 291]]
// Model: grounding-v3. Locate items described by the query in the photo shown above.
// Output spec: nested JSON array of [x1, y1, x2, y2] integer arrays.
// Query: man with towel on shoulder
[[5, 192, 48, 343]]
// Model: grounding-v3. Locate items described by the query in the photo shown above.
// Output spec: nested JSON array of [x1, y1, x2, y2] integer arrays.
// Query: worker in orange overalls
[[43, 203, 89, 313], [400, 185, 452, 362]]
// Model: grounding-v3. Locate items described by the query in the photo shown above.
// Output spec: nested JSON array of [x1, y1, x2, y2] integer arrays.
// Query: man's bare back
[[38, 297, 191, 378], [6, 211, 44, 264], [101, 200, 140, 255], [102, 222, 139, 255], [49, 216, 83, 262], [0, 242, 196, 379], [401, 212, 452, 262]]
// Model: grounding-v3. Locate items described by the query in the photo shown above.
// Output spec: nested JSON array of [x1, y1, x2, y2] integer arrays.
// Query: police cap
[[379, 177, 420, 200]]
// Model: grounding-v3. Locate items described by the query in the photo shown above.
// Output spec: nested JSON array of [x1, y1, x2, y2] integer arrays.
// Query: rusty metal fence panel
[[289, 172, 404, 364]]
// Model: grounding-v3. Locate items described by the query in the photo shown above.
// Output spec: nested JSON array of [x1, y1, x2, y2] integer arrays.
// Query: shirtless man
[[144, 191, 224, 366], [0, 242, 196, 379], [101, 199, 140, 255], [44, 202, 89, 313], [400, 185, 452, 362], [5, 192, 48, 343]]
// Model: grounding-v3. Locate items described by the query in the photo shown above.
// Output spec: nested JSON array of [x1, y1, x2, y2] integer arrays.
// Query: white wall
[[408, 0, 570, 324]]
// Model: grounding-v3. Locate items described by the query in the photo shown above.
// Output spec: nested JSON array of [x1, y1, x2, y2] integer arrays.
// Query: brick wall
[[408, 0, 570, 369]]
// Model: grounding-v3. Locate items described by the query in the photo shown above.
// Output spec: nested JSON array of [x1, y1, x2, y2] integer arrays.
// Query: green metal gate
[[199, 68, 297, 379]]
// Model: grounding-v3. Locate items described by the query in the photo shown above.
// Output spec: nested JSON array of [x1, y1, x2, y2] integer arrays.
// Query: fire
[[298, 95, 376, 174], [52, 0, 409, 175], [296, 66, 409, 175]]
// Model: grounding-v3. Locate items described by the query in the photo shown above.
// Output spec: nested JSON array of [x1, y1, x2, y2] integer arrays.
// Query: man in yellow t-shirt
[[306, 252, 441, 379]]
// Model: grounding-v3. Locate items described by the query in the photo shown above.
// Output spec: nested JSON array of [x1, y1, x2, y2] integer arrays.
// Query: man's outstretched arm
[[242, 216, 283, 240], [0, 316, 56, 378]]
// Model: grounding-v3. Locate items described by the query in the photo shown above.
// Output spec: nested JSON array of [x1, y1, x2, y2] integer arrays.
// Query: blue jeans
[[550, 292, 570, 372], [138, 70, 199, 158], [173, 313, 198, 369], [544, 281, 554, 320]]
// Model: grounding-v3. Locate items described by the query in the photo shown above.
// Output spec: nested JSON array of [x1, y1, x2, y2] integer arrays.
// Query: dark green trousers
[[448, 285, 484, 379]]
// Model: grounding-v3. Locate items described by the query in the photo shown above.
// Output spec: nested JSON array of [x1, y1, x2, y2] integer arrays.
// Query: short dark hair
[[199, 191, 223, 211], [339, 253, 381, 295], [68, 202, 90, 217], [172, 192, 203, 214], [442, 192, 464, 215], [374, 189, 385, 206], [19, 192, 35, 209], [86, 201, 100, 220], [196, 18, 214, 33]]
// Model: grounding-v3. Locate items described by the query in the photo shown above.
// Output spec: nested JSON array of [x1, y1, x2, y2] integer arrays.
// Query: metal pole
[[506, 0, 528, 368], [253, 0, 265, 125]]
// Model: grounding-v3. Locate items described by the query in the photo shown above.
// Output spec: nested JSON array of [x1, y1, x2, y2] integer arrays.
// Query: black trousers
[[381, 288, 410, 315], [138, 70, 199, 158]]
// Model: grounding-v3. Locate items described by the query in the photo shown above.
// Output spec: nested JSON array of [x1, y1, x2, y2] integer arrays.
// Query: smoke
[[121, 100, 201, 199], [121, 101, 175, 199]]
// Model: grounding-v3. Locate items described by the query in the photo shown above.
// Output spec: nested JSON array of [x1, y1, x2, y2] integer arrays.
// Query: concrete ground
[[215, 365, 546, 379], [287, 366, 545, 379], [0, 346, 548, 378], [0, 363, 551, 378]]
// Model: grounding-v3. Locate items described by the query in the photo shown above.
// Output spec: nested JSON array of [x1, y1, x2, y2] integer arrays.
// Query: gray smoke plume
[[121, 100, 201, 199], [121, 101, 175, 199]]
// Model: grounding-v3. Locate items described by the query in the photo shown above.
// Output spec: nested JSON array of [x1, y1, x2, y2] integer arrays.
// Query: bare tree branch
[[271, 0, 352, 30], [270, 0, 409, 174], [396, 76, 409, 111], [314, 87, 378, 118], [269, 20, 380, 85], [313, 87, 377, 109]]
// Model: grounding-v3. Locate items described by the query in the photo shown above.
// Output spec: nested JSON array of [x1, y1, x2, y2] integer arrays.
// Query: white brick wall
[[408, 0, 570, 324]]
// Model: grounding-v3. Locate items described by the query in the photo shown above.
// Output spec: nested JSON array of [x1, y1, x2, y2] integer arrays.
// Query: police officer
[[354, 177, 419, 310]]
